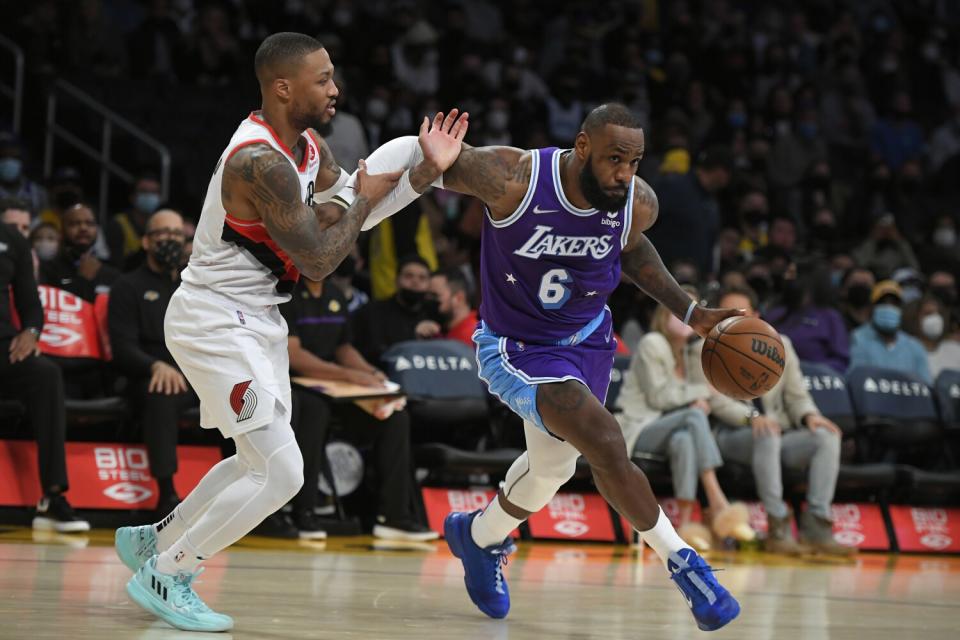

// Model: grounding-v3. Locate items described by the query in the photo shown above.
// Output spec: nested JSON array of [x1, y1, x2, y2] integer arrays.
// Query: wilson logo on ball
[[230, 380, 258, 422], [751, 339, 785, 368]]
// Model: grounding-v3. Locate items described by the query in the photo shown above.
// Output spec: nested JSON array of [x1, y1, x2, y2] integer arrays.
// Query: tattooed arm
[[620, 177, 742, 337], [440, 145, 532, 220], [222, 144, 399, 280]]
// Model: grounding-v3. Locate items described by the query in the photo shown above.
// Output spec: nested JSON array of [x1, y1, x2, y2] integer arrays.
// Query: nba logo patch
[[230, 380, 258, 422], [174, 550, 185, 562]]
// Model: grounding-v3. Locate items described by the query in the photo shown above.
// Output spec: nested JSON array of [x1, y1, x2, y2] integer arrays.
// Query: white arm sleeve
[[312, 167, 351, 203], [325, 136, 444, 231]]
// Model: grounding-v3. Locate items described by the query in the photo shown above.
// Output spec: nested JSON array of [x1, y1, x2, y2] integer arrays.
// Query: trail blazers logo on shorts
[[230, 380, 258, 422]]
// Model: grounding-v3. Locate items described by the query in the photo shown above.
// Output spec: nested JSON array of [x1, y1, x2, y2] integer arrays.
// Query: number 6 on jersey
[[538, 268, 572, 309]]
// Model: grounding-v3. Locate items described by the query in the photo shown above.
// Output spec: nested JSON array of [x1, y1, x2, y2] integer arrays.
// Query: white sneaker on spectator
[[373, 516, 439, 542], [33, 494, 90, 533]]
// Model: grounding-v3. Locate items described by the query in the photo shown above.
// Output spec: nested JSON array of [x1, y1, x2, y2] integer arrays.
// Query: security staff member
[[283, 277, 437, 542], [107, 209, 196, 516], [0, 220, 88, 532]]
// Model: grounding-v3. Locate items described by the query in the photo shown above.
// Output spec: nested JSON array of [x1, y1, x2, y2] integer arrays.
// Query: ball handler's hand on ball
[[688, 305, 746, 338], [418, 109, 469, 173]]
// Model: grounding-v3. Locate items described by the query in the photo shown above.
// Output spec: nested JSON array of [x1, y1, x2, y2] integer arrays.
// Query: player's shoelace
[[493, 553, 509, 594], [171, 568, 211, 612]]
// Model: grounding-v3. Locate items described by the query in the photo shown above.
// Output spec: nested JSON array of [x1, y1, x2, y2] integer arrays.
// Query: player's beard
[[290, 100, 331, 132], [579, 156, 630, 212]]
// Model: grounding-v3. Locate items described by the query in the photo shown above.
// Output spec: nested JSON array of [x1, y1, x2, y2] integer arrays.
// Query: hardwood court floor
[[0, 527, 958, 640]]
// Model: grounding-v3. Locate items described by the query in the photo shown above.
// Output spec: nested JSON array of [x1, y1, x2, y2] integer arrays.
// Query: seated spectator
[[0, 220, 88, 532], [848, 280, 931, 384], [904, 295, 960, 379], [711, 286, 850, 556], [353, 255, 440, 364], [283, 277, 438, 541], [615, 287, 755, 551], [0, 132, 47, 215], [429, 267, 478, 347], [105, 172, 161, 270], [928, 270, 958, 321], [767, 214, 797, 256], [38, 166, 84, 232], [29, 222, 59, 266], [328, 248, 369, 314], [766, 268, 850, 373], [852, 213, 919, 280], [108, 209, 196, 516], [735, 187, 770, 258], [838, 267, 876, 331], [40, 202, 119, 302], [1, 197, 32, 237], [892, 267, 925, 305]]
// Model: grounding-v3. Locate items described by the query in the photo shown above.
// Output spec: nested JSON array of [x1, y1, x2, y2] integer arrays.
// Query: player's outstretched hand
[[355, 158, 402, 207], [418, 109, 469, 173], [688, 305, 746, 338]]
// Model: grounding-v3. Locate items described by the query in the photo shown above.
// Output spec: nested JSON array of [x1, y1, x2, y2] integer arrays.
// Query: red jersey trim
[[223, 213, 300, 284], [247, 112, 310, 173], [224, 138, 273, 165]]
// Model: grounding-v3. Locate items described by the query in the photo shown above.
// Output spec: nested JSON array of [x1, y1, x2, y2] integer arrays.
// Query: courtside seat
[[933, 369, 960, 432], [382, 340, 490, 449], [801, 361, 858, 437], [901, 466, 960, 504], [65, 396, 131, 426], [414, 443, 522, 475], [847, 367, 942, 456], [835, 463, 900, 491]]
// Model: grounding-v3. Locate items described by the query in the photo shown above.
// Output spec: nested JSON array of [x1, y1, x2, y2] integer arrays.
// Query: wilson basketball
[[701, 316, 786, 400]]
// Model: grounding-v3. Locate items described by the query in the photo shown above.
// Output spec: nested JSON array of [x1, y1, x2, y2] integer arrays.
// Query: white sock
[[153, 504, 187, 552], [638, 507, 692, 568], [156, 531, 206, 575], [471, 496, 523, 548]]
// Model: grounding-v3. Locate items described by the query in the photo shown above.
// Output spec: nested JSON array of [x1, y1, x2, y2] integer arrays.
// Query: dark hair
[[397, 253, 430, 274], [434, 266, 468, 296], [0, 196, 30, 216], [696, 144, 734, 171], [254, 32, 324, 84], [719, 284, 759, 310], [581, 103, 643, 135]]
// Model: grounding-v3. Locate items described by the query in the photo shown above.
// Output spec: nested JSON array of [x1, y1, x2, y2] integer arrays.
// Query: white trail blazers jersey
[[181, 111, 322, 309]]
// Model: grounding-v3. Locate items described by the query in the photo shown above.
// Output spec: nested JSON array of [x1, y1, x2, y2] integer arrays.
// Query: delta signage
[[0, 440, 219, 509]]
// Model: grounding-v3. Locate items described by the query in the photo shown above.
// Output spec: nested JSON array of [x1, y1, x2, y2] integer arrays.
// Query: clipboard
[[291, 376, 405, 402]]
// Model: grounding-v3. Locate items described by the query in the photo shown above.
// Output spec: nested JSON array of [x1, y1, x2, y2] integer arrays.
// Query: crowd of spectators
[[0, 1, 958, 539]]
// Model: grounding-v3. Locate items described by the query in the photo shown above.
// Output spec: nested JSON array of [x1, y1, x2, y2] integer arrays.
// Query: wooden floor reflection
[[0, 527, 957, 640]]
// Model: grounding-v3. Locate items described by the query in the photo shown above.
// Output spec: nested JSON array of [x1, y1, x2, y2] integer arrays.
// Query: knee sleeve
[[236, 427, 305, 510], [501, 421, 580, 512]]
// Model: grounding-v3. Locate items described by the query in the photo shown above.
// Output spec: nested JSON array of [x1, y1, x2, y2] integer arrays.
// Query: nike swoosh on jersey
[[532, 204, 559, 214]]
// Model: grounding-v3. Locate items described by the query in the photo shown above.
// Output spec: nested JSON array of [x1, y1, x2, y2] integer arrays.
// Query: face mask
[[901, 285, 922, 304], [666, 314, 694, 340], [829, 270, 843, 289], [367, 98, 389, 121], [797, 122, 818, 139], [0, 157, 22, 182], [872, 304, 901, 333], [727, 112, 747, 129], [151, 238, 183, 270], [487, 109, 509, 132], [747, 276, 771, 300], [396, 287, 426, 308], [933, 227, 956, 247], [34, 239, 58, 261], [135, 192, 160, 214], [846, 284, 872, 308], [930, 286, 957, 307], [921, 313, 944, 340]]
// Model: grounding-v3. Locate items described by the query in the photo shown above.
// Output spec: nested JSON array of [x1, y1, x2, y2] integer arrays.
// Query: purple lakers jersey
[[479, 147, 634, 343]]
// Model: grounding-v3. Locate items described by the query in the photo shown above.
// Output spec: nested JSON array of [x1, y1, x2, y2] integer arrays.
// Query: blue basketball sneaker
[[668, 548, 740, 631], [444, 510, 514, 619], [126, 555, 233, 632], [115, 525, 158, 572]]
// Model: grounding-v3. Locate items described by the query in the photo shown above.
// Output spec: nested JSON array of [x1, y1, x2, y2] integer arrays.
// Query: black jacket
[[107, 262, 180, 377], [0, 224, 43, 340]]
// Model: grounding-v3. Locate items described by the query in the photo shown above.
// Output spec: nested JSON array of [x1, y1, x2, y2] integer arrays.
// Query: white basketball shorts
[[164, 284, 291, 438]]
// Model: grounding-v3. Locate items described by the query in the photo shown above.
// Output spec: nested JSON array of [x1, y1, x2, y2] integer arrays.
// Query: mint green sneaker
[[115, 525, 158, 572], [126, 556, 233, 632]]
